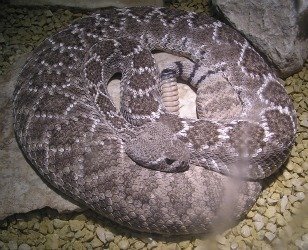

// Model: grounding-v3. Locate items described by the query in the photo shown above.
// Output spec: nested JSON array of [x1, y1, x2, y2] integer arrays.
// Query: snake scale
[[13, 7, 296, 234]]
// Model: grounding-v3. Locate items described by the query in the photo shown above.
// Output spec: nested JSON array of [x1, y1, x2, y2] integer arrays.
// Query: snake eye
[[165, 158, 176, 165]]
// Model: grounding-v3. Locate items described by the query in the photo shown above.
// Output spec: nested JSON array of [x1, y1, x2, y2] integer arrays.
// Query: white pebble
[[230, 242, 238, 250], [254, 221, 264, 231], [292, 178, 304, 187], [253, 213, 264, 222], [8, 241, 18, 250], [288, 195, 298, 203], [280, 195, 288, 213], [295, 239, 305, 249], [118, 239, 130, 250], [18, 244, 31, 250], [295, 192, 305, 201], [283, 171, 292, 180], [96, 227, 107, 243], [264, 232, 276, 242], [241, 225, 251, 237], [266, 223, 277, 233], [264, 206, 276, 218], [105, 231, 115, 242], [267, 198, 278, 205]]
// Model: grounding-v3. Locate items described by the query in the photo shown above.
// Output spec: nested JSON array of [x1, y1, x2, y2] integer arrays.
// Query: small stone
[[283, 171, 292, 180], [276, 214, 286, 226], [40, 219, 54, 234], [295, 185, 305, 192], [285, 85, 293, 93], [27, 218, 38, 229], [85, 224, 95, 231], [59, 225, 70, 237], [133, 241, 145, 249], [90, 237, 103, 248], [264, 232, 275, 242], [74, 228, 86, 239], [283, 210, 292, 222], [254, 221, 264, 231], [110, 242, 120, 250], [253, 213, 264, 222], [63, 9, 73, 18], [216, 235, 227, 245], [257, 197, 266, 206], [289, 159, 297, 170], [302, 161, 308, 171], [39, 223, 47, 235], [72, 241, 84, 250], [118, 238, 130, 250], [271, 193, 280, 200], [241, 225, 251, 238], [280, 195, 288, 212], [246, 210, 255, 218], [291, 178, 304, 187], [8, 241, 18, 250], [292, 157, 303, 164], [282, 180, 292, 188], [147, 240, 158, 249], [53, 219, 66, 229], [293, 163, 303, 173], [16, 221, 28, 230], [237, 240, 247, 249], [295, 192, 305, 201], [267, 198, 278, 205], [105, 230, 115, 242], [44, 10, 53, 17], [95, 227, 106, 243], [69, 220, 85, 232], [293, 201, 302, 209], [45, 234, 59, 250], [113, 235, 122, 244], [300, 119, 308, 128], [82, 228, 94, 242], [179, 241, 190, 248], [288, 195, 298, 203], [166, 243, 180, 250], [300, 149, 308, 158], [18, 244, 31, 250], [73, 214, 87, 221], [295, 239, 305, 248], [230, 242, 238, 250], [266, 223, 277, 233], [264, 206, 276, 218]]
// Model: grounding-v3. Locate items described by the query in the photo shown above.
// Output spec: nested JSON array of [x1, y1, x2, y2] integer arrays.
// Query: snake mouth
[[165, 158, 176, 165], [163, 158, 189, 173]]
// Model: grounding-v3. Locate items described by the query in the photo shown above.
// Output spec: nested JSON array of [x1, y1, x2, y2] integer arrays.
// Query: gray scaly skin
[[13, 7, 296, 235]]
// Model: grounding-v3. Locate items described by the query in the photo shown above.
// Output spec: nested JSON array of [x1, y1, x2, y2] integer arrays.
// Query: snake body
[[13, 7, 296, 234]]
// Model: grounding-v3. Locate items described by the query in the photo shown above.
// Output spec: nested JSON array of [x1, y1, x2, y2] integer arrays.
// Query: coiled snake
[[13, 7, 296, 234]]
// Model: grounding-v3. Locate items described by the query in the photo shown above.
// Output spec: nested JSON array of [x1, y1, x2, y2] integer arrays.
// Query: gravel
[[0, 1, 307, 249]]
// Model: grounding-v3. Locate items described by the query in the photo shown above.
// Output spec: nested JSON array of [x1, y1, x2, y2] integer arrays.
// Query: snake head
[[125, 122, 190, 173]]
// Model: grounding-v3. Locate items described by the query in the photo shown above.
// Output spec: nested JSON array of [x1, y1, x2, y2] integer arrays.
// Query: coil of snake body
[[13, 7, 296, 234]]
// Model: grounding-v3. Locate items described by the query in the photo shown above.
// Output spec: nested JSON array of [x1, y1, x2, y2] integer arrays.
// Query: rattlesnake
[[13, 7, 296, 234]]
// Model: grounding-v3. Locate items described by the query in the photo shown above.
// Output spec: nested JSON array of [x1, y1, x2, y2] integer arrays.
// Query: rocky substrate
[[0, 1, 307, 249]]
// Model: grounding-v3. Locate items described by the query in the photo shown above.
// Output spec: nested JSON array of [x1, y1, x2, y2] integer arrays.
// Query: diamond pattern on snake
[[13, 7, 296, 234]]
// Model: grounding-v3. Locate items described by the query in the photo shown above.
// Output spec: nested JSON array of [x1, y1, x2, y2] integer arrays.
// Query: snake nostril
[[165, 158, 176, 165]]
